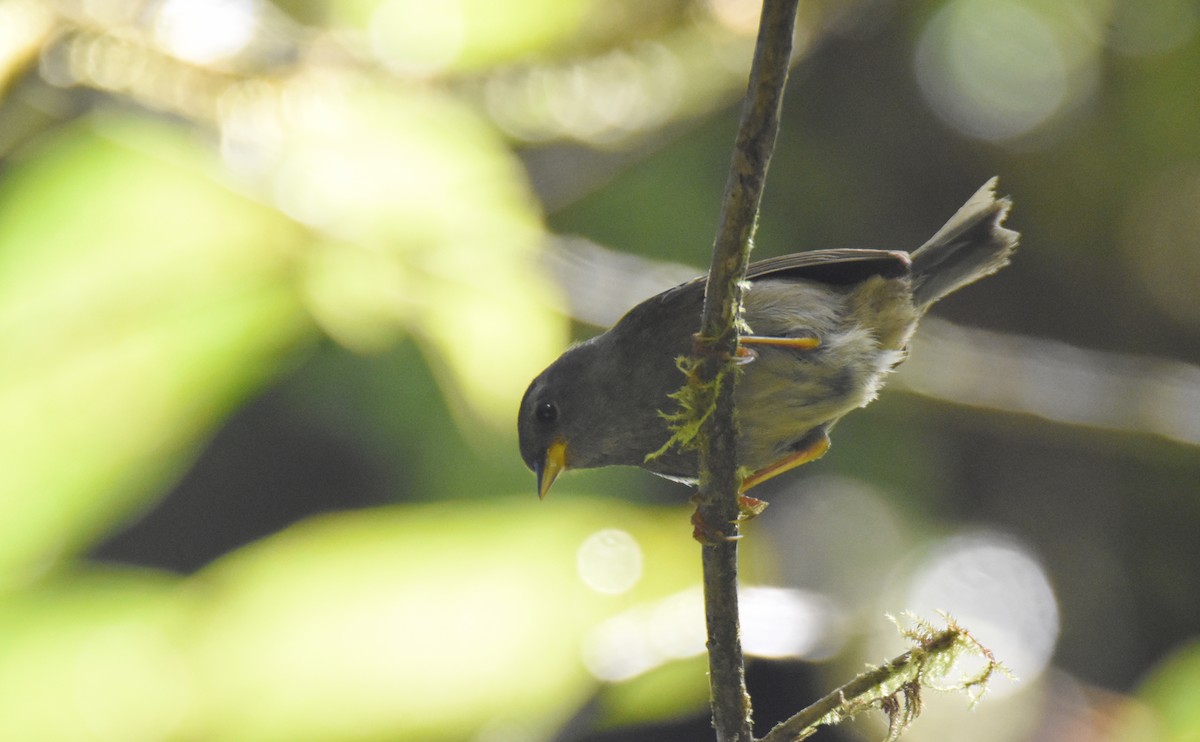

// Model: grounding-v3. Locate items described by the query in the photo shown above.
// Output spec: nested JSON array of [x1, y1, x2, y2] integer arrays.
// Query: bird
[[519, 178, 1019, 500]]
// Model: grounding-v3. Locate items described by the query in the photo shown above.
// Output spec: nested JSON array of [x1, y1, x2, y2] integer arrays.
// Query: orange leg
[[690, 429, 831, 543], [740, 428, 831, 492], [739, 333, 821, 351], [692, 332, 820, 366], [690, 494, 772, 544]]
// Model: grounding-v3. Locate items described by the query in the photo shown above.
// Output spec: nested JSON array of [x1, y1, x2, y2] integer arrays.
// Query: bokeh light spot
[[582, 586, 842, 681], [576, 528, 643, 595], [766, 475, 905, 609], [370, 0, 466, 77], [915, 0, 1068, 141], [1121, 166, 1200, 327], [483, 43, 685, 146], [904, 532, 1060, 695], [708, 0, 765, 36], [153, 0, 259, 66], [741, 586, 842, 660]]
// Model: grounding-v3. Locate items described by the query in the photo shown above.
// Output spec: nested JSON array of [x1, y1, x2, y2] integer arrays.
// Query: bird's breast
[[732, 276, 918, 473]]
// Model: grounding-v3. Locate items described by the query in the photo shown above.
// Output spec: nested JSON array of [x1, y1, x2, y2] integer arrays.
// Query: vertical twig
[[694, 1, 800, 740]]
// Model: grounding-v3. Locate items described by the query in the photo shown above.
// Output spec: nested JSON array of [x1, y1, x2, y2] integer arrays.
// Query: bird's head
[[518, 339, 640, 498]]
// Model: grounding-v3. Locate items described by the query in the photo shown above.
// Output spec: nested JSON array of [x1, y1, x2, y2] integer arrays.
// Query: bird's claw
[[690, 333, 760, 365], [736, 494, 769, 520], [689, 495, 769, 544]]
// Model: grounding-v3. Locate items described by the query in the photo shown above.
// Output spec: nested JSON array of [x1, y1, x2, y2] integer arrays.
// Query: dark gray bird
[[519, 179, 1019, 499]]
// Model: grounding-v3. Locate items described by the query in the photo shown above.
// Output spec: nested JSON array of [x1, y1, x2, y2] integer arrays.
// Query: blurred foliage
[[0, 0, 1199, 740], [0, 118, 311, 587], [1121, 640, 1200, 742], [0, 499, 710, 742]]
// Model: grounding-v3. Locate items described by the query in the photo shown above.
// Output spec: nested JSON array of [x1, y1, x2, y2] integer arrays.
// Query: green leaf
[[0, 497, 711, 741], [276, 79, 567, 427], [1122, 640, 1200, 742], [0, 567, 192, 742], [0, 117, 311, 587], [333, 0, 591, 73], [598, 657, 710, 728], [189, 497, 700, 741]]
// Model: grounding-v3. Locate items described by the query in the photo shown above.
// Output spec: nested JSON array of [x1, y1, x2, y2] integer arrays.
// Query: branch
[[693, 1, 800, 740], [759, 618, 1005, 742]]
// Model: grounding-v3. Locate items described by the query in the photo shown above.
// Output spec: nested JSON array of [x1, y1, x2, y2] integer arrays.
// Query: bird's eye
[[535, 401, 558, 423]]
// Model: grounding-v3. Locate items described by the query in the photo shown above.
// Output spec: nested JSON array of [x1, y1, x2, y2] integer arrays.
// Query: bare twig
[[693, 1, 801, 740]]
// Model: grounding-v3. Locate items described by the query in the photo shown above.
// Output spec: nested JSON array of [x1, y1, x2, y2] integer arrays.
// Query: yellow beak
[[537, 440, 568, 500]]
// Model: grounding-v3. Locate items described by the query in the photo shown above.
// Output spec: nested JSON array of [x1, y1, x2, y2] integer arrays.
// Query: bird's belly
[[733, 327, 905, 473]]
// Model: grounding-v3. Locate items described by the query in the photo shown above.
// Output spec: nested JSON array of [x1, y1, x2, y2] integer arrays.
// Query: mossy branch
[[759, 615, 1008, 742], [651, 4, 1005, 740], [684, 1, 801, 740], [644, 356, 719, 463]]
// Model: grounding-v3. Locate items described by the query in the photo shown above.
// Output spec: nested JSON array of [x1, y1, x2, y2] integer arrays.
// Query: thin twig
[[693, 1, 800, 740], [756, 620, 1007, 742], [759, 631, 956, 742]]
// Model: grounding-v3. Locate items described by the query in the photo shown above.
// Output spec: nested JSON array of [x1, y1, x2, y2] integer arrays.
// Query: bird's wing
[[746, 249, 911, 285], [609, 250, 911, 342]]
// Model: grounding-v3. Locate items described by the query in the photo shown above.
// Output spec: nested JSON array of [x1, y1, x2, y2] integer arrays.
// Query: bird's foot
[[736, 494, 770, 519], [690, 332, 758, 365], [740, 427, 832, 492], [689, 494, 770, 544]]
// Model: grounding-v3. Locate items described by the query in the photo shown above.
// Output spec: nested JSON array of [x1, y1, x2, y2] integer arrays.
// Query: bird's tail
[[910, 177, 1020, 309]]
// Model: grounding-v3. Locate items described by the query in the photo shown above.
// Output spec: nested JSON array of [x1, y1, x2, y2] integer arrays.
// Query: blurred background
[[1, 0, 1198, 740]]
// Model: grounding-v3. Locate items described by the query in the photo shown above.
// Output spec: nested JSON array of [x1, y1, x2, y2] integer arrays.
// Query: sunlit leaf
[[0, 497, 724, 741], [274, 77, 567, 427], [189, 496, 701, 741], [1122, 640, 1200, 742], [597, 656, 710, 728], [0, 567, 191, 742], [0, 117, 311, 588], [332, 0, 590, 74]]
